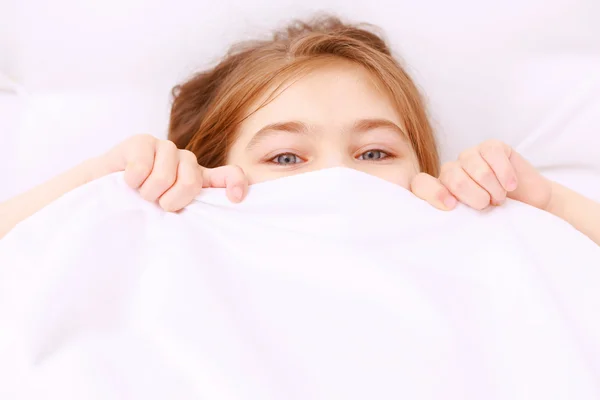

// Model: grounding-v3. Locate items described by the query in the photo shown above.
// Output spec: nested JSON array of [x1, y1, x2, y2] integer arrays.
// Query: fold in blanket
[[1, 168, 599, 399]]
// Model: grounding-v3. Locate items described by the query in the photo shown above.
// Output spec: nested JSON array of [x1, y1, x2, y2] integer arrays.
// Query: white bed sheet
[[1, 168, 599, 399]]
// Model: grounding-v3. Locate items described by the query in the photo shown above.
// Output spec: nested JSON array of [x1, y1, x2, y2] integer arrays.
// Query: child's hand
[[411, 139, 553, 211], [103, 134, 248, 211]]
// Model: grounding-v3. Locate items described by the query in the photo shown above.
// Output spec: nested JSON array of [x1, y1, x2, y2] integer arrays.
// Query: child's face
[[227, 61, 420, 187]]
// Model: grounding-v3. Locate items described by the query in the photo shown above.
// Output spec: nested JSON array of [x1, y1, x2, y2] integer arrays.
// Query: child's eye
[[358, 150, 390, 161], [270, 153, 303, 165]]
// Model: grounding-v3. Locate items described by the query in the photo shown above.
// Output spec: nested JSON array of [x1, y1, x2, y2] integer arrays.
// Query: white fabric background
[[1, 0, 599, 200], [1, 168, 599, 399]]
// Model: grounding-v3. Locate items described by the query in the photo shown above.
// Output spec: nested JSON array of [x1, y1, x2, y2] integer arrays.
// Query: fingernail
[[444, 196, 457, 209], [231, 186, 243, 202], [507, 178, 517, 191]]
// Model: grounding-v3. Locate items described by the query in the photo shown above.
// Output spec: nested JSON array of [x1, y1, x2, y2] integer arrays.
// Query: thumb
[[506, 151, 553, 210], [202, 165, 249, 203], [410, 172, 457, 211]]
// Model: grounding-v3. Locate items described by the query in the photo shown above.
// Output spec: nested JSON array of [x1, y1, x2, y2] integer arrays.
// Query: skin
[[0, 61, 599, 246], [226, 62, 419, 188]]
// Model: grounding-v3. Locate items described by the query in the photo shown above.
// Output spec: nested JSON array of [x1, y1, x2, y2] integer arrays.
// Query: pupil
[[279, 154, 294, 164]]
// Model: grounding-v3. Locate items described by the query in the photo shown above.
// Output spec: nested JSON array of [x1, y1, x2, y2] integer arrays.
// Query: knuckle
[[458, 149, 477, 163], [442, 169, 465, 189], [482, 139, 504, 148], [160, 139, 178, 151], [474, 168, 494, 183], [480, 139, 505, 154], [453, 177, 469, 191], [151, 173, 175, 188], [133, 133, 156, 144], [130, 160, 152, 173], [179, 149, 198, 162]]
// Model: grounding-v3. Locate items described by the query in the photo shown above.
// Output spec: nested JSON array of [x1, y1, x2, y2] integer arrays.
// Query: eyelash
[[266, 149, 395, 166], [357, 149, 392, 161], [267, 153, 305, 166]]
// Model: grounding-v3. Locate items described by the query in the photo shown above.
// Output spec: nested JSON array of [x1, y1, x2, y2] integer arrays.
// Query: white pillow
[[507, 56, 600, 201], [1, 0, 599, 201], [0, 88, 171, 201], [0, 73, 22, 201]]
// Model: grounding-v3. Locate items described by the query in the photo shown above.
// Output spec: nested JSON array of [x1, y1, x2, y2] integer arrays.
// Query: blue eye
[[358, 150, 389, 161], [271, 153, 302, 165]]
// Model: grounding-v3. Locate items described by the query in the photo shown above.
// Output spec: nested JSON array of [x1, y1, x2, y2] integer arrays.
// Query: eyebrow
[[350, 118, 407, 138], [245, 118, 406, 150], [246, 121, 310, 150]]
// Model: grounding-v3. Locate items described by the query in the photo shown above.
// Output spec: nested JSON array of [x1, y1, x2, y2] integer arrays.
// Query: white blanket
[[1, 168, 599, 399]]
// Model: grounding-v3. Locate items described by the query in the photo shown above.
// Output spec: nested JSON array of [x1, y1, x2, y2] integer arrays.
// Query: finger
[[138, 140, 179, 202], [479, 140, 518, 192], [158, 151, 204, 212], [440, 162, 491, 210], [123, 136, 157, 189], [460, 151, 507, 205], [410, 173, 457, 211], [202, 165, 249, 203]]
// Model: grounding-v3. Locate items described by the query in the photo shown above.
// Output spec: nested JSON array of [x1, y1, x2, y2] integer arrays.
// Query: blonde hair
[[169, 16, 440, 176]]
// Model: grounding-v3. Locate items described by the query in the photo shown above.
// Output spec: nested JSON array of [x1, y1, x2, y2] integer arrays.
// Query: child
[[1, 16, 598, 245]]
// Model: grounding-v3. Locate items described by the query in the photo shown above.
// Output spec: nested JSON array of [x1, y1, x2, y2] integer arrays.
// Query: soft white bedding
[[1, 168, 599, 399]]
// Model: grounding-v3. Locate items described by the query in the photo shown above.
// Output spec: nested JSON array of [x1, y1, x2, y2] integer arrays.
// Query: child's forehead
[[243, 61, 397, 122]]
